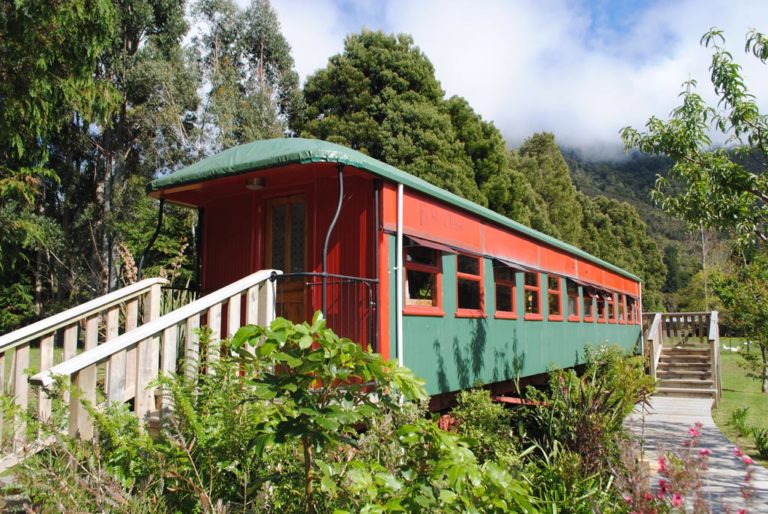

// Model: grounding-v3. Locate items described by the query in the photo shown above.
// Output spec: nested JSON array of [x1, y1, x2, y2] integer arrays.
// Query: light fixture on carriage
[[245, 177, 266, 191]]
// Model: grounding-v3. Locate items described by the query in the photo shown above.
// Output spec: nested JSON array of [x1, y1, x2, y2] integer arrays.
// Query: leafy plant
[[524, 345, 655, 472], [752, 427, 768, 460], [729, 406, 751, 438]]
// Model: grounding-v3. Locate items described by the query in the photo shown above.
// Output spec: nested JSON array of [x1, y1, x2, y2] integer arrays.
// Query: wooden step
[[657, 369, 711, 380], [655, 387, 717, 399], [657, 362, 710, 372], [659, 354, 710, 363], [662, 348, 710, 355], [658, 378, 714, 389]]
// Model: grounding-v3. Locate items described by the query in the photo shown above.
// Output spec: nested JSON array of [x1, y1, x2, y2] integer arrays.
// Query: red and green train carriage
[[147, 138, 643, 404]]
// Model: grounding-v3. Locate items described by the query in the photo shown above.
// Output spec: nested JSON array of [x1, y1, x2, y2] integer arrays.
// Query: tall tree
[[194, 0, 302, 151], [294, 31, 486, 205], [516, 133, 583, 245], [621, 28, 768, 248]]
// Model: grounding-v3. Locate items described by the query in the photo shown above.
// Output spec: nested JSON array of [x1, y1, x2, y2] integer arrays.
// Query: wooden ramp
[[626, 396, 768, 513], [0, 270, 280, 472]]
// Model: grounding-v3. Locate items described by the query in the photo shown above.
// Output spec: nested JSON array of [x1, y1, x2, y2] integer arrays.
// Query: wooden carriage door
[[265, 195, 307, 323]]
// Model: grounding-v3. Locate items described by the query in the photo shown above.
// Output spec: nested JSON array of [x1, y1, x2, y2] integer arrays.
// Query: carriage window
[[618, 294, 626, 323], [494, 265, 517, 319], [457, 255, 483, 315], [547, 276, 562, 320], [583, 289, 595, 322], [627, 296, 637, 324], [607, 293, 616, 323], [567, 280, 580, 321], [405, 243, 442, 314], [597, 294, 607, 323], [524, 272, 542, 320]]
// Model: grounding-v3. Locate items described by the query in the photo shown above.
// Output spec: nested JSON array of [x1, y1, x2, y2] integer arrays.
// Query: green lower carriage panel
[[404, 315, 641, 396], [391, 241, 642, 396]]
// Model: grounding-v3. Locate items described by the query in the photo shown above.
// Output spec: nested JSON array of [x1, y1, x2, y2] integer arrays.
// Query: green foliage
[[524, 442, 617, 514], [451, 388, 519, 469], [752, 427, 768, 460], [19, 315, 539, 513], [524, 345, 655, 473], [713, 254, 768, 392], [621, 28, 768, 248], [194, 0, 303, 150], [728, 406, 751, 438]]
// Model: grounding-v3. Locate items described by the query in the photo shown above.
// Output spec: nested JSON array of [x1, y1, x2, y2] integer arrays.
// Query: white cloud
[[268, 0, 768, 155]]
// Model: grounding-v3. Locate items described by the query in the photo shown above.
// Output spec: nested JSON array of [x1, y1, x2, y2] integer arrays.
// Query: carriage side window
[[584, 289, 596, 322], [404, 244, 442, 314], [627, 296, 638, 324], [524, 272, 542, 320], [494, 265, 517, 319], [607, 293, 617, 323], [597, 293, 607, 323], [547, 276, 563, 321], [567, 280, 580, 321], [618, 294, 626, 324], [457, 255, 483, 316]]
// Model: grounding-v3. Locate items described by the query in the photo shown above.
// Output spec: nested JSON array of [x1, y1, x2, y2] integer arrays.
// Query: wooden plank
[[185, 315, 200, 381], [13, 344, 30, 450], [84, 315, 99, 351], [257, 281, 276, 328], [0, 353, 5, 447], [125, 299, 139, 400], [227, 294, 241, 337], [246, 286, 259, 325], [135, 285, 162, 422], [160, 325, 178, 413], [104, 307, 119, 396], [37, 334, 54, 421], [206, 304, 222, 373], [107, 349, 126, 404], [68, 366, 97, 440]]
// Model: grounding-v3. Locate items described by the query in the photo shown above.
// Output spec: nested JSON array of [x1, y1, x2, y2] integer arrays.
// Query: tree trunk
[[303, 436, 315, 514], [762, 345, 768, 393]]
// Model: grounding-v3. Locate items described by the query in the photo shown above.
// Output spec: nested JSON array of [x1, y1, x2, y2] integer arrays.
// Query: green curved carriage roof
[[148, 138, 640, 282]]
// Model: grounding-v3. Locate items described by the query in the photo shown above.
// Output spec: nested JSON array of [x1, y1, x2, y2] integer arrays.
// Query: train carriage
[[148, 138, 643, 403]]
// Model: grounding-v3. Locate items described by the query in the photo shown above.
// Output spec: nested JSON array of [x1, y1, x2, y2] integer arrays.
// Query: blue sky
[[264, 0, 768, 155]]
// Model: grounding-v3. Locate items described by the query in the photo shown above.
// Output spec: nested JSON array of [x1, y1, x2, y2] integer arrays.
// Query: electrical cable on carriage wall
[[322, 165, 345, 314]]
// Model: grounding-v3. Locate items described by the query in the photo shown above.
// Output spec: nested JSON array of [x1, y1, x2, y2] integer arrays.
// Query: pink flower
[[699, 448, 712, 457], [671, 492, 683, 507], [659, 478, 670, 494], [737, 510, 746, 514], [742, 456, 754, 465], [735, 447, 744, 457], [695, 421, 703, 428], [623, 495, 633, 505], [658, 456, 668, 473], [689, 425, 700, 437]]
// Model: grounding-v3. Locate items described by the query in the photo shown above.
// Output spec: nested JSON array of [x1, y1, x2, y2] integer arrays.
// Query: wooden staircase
[[644, 311, 722, 402], [655, 346, 718, 398]]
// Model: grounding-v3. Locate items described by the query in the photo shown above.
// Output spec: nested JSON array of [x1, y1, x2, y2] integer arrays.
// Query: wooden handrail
[[646, 312, 663, 381], [0, 278, 168, 351], [31, 269, 280, 389]]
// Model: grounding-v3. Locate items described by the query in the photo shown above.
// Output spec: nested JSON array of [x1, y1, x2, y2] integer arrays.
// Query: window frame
[[547, 275, 563, 321], [597, 293, 607, 323], [583, 289, 596, 322], [618, 294, 627, 324], [493, 264, 517, 320], [403, 243, 444, 317], [608, 293, 618, 324], [566, 280, 580, 322], [523, 272, 543, 321], [456, 254, 485, 318]]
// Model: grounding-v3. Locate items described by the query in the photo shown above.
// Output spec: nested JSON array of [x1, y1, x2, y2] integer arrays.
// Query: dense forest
[[1, 0, 679, 335]]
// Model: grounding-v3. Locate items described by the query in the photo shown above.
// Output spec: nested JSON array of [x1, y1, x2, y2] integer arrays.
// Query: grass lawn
[[712, 340, 768, 465]]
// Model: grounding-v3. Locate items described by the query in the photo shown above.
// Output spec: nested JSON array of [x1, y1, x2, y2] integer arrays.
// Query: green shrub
[[752, 427, 768, 459], [19, 313, 539, 513], [524, 345, 654, 472], [729, 406, 751, 438], [451, 388, 519, 469]]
